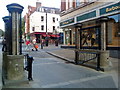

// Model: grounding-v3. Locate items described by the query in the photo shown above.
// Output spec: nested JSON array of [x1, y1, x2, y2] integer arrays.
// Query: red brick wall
[[61, 0, 66, 11]]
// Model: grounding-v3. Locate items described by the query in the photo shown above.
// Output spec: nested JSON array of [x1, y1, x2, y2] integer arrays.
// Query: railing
[[75, 49, 104, 71]]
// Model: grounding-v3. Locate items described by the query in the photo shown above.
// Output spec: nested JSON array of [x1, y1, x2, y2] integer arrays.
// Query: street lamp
[[45, 8, 48, 46]]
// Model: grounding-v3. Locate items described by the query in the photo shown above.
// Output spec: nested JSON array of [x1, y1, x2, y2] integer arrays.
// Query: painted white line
[[33, 62, 65, 66], [42, 74, 113, 88]]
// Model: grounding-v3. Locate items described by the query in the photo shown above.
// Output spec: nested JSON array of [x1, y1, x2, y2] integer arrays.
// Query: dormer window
[[37, 7, 44, 12], [51, 9, 55, 13]]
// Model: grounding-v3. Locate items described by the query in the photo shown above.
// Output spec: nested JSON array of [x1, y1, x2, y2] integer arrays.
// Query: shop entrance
[[35, 34, 40, 43]]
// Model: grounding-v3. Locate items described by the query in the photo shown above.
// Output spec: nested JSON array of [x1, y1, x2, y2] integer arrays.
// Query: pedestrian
[[32, 38, 38, 51], [45, 37, 49, 46], [41, 39, 44, 49], [2, 38, 7, 52], [25, 39, 30, 50], [55, 39, 59, 46]]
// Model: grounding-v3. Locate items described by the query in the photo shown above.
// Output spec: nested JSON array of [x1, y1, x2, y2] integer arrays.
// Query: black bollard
[[25, 55, 34, 81]]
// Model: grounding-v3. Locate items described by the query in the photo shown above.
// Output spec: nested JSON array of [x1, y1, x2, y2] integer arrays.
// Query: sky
[[0, 0, 61, 31]]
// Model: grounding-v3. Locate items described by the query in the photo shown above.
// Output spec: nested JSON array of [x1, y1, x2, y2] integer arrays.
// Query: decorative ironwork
[[75, 49, 104, 71]]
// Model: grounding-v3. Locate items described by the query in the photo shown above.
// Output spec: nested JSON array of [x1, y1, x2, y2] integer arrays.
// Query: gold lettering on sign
[[106, 6, 120, 12]]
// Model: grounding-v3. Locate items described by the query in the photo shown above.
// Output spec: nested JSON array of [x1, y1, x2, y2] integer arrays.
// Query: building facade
[[25, 2, 62, 43], [60, 0, 120, 49]]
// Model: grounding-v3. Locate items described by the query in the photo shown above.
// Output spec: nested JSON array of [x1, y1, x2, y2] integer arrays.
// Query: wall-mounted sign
[[77, 11, 96, 22], [60, 18, 74, 26], [100, 3, 120, 15]]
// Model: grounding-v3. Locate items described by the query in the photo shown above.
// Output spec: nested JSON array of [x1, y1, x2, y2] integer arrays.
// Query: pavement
[[0, 44, 119, 89], [40, 44, 119, 88]]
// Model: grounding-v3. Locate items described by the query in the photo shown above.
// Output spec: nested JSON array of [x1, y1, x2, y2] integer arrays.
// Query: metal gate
[[76, 26, 104, 71]]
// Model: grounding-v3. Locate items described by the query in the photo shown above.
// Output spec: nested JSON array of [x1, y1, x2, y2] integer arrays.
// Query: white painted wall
[[30, 11, 61, 34]]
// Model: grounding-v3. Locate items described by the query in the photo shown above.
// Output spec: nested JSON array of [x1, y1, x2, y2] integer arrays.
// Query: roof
[[36, 6, 60, 14]]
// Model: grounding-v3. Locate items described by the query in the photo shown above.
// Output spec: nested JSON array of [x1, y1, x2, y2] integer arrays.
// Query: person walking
[[41, 39, 44, 49], [25, 39, 30, 50], [32, 38, 38, 51], [55, 39, 59, 46]]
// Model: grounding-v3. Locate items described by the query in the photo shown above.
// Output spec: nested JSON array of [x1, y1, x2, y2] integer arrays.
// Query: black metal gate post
[[27, 56, 34, 81], [25, 54, 34, 81]]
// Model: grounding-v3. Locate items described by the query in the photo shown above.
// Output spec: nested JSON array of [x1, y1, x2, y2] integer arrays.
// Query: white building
[[29, 6, 61, 43]]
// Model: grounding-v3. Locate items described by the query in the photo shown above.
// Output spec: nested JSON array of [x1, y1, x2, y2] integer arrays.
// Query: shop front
[[60, 1, 120, 50], [30, 32, 61, 44]]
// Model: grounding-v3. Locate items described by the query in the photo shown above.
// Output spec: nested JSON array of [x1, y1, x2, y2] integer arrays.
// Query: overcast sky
[[0, 0, 61, 31]]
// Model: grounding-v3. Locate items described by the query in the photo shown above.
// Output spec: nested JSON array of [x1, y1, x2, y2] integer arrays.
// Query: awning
[[42, 34, 51, 37], [32, 32, 52, 35], [50, 34, 60, 38], [34, 32, 46, 34]]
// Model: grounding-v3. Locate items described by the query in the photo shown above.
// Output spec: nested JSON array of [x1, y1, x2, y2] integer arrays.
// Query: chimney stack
[[36, 2, 42, 8]]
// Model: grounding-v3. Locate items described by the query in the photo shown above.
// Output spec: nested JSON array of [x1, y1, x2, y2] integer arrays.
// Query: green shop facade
[[60, 1, 120, 50]]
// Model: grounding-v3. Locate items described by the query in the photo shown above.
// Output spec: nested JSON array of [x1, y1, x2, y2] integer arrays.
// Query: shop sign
[[60, 18, 74, 26], [77, 11, 96, 22], [100, 3, 120, 15]]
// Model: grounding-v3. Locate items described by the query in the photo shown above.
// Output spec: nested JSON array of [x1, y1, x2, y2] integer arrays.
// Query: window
[[53, 26, 55, 30], [53, 17, 55, 22], [57, 26, 59, 29], [57, 18, 58, 21], [76, 0, 80, 7], [41, 16, 44, 21], [69, 0, 73, 8], [76, 0, 85, 7], [87, 0, 94, 2], [38, 8, 44, 12], [41, 25, 44, 30], [51, 9, 55, 13], [32, 27, 35, 31]]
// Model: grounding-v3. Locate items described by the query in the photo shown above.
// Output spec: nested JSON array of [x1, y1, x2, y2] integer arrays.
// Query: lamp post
[[55, 29, 58, 46], [45, 8, 48, 46]]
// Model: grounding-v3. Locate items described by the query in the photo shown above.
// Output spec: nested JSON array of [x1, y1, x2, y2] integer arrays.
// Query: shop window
[[109, 14, 119, 37], [80, 26, 100, 49], [106, 14, 120, 47]]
